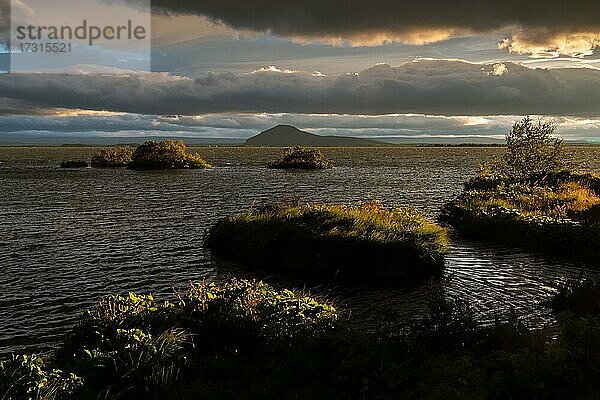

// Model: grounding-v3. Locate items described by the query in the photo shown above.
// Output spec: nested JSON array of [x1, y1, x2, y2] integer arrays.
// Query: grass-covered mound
[[61, 160, 88, 168], [91, 147, 133, 168], [2, 279, 599, 400], [205, 201, 449, 284], [269, 146, 333, 169], [129, 140, 211, 170], [440, 171, 600, 263], [441, 117, 600, 264]]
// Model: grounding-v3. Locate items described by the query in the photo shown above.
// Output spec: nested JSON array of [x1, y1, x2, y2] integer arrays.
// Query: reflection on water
[[1, 146, 599, 354]]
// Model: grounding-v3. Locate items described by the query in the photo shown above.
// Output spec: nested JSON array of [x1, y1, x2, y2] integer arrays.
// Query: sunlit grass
[[91, 146, 133, 168], [129, 140, 212, 170], [441, 171, 600, 263], [206, 200, 448, 283]]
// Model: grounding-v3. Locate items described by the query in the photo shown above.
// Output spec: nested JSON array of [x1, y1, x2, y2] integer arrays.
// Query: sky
[[0, 0, 600, 143]]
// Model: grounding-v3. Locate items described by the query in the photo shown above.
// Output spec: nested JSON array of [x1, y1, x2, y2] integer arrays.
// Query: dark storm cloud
[[142, 0, 600, 47], [144, 0, 598, 35], [1, 60, 600, 116]]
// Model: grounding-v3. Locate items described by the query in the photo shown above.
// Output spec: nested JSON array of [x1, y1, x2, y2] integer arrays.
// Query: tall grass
[[206, 200, 449, 284], [441, 171, 600, 264]]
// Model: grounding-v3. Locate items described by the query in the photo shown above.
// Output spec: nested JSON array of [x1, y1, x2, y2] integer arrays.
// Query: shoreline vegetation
[[205, 200, 448, 284], [1, 279, 598, 399], [268, 146, 334, 169], [441, 117, 600, 265]]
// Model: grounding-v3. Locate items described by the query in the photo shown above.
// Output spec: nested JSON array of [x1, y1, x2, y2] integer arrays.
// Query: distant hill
[[244, 125, 386, 147]]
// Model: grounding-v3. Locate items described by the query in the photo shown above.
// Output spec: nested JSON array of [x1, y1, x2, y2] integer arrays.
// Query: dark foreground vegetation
[[1, 278, 599, 400], [269, 146, 333, 169], [548, 275, 600, 316], [441, 117, 600, 264], [91, 147, 133, 168], [206, 200, 449, 284]]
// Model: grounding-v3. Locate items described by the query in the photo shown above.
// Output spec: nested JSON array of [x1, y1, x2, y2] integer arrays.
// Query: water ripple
[[1, 146, 599, 355]]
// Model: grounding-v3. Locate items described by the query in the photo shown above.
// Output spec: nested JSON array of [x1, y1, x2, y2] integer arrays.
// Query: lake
[[1, 146, 600, 355]]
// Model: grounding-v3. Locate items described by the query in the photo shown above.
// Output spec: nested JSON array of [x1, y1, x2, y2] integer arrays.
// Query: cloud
[[1, 111, 599, 143], [127, 0, 600, 55], [499, 31, 600, 58], [1, 60, 600, 116]]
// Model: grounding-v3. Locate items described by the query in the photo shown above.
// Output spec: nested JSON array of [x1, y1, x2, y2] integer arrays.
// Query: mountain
[[244, 125, 386, 147]]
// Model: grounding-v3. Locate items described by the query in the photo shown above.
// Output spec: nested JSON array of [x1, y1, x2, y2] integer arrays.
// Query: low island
[[269, 146, 334, 169], [129, 140, 212, 170], [441, 117, 600, 264], [205, 200, 449, 284]]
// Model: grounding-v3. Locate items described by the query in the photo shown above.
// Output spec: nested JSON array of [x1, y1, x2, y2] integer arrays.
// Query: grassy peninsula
[[206, 200, 448, 284], [441, 117, 600, 264]]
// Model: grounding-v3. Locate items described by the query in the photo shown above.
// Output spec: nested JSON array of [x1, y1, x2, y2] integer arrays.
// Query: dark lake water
[[1, 146, 600, 355]]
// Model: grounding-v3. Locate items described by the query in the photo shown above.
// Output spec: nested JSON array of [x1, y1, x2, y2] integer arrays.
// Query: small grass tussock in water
[[269, 146, 333, 169], [129, 140, 212, 170], [205, 199, 449, 284], [91, 146, 133, 168]]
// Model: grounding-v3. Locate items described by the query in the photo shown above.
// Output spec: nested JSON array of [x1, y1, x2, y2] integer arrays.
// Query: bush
[[269, 146, 333, 169], [91, 147, 133, 168], [206, 200, 449, 284], [129, 140, 211, 170], [496, 116, 575, 178], [547, 276, 600, 316]]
